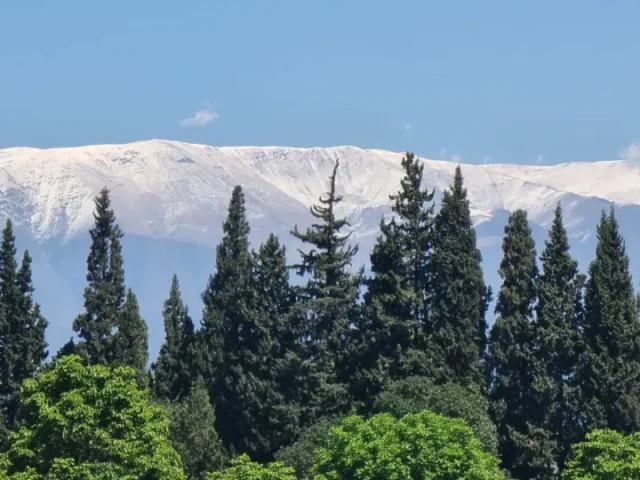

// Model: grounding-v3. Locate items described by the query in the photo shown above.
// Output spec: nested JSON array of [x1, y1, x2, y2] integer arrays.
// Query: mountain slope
[[0, 140, 638, 357]]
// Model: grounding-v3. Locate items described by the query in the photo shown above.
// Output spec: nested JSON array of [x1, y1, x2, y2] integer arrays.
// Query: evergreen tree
[[200, 185, 282, 459], [430, 166, 491, 388], [388, 152, 435, 333], [535, 203, 584, 470], [350, 217, 416, 410], [290, 159, 360, 422], [488, 209, 553, 479], [153, 274, 195, 402], [250, 233, 301, 459], [575, 208, 640, 436], [0, 221, 48, 429], [73, 188, 126, 366], [113, 288, 148, 387], [169, 377, 227, 480]]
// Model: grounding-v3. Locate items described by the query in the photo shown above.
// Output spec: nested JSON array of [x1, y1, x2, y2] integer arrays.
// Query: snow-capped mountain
[[1, 139, 639, 358]]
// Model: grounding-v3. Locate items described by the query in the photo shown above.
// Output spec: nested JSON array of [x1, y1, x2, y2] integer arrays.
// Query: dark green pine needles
[[290, 159, 361, 422], [72, 188, 148, 383], [430, 166, 490, 389], [488, 209, 554, 479], [153, 274, 196, 402], [0, 219, 48, 429], [575, 208, 640, 435]]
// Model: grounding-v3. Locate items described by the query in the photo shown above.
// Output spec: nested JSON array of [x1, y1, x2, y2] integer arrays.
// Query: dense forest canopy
[[0, 155, 636, 479]]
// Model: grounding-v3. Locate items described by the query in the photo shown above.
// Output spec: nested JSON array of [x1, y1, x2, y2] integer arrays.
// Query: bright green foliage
[[313, 411, 504, 480], [575, 208, 640, 435], [113, 288, 148, 387], [488, 209, 554, 479], [430, 166, 491, 388], [170, 377, 226, 480], [0, 355, 185, 479], [290, 160, 360, 421], [275, 416, 342, 479], [535, 203, 585, 470], [373, 376, 498, 455], [388, 152, 435, 337], [72, 188, 126, 366], [0, 220, 48, 429], [563, 429, 640, 479], [153, 275, 195, 402], [206, 454, 296, 480]]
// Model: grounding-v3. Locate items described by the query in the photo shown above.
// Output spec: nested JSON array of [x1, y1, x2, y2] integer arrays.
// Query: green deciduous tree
[[290, 159, 360, 422], [0, 355, 185, 479], [373, 375, 498, 455], [169, 377, 226, 480], [563, 429, 640, 479], [153, 275, 196, 402], [313, 411, 504, 480], [488, 209, 554, 479], [430, 166, 491, 388], [207, 454, 296, 480], [575, 208, 640, 436]]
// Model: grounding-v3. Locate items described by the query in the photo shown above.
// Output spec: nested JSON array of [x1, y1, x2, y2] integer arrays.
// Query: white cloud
[[404, 122, 412, 131], [439, 147, 447, 156], [180, 109, 219, 128], [452, 154, 462, 163], [482, 155, 492, 164], [535, 154, 544, 164], [619, 142, 640, 162]]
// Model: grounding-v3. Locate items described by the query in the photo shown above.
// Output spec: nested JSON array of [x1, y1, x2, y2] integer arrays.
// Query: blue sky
[[1, 1, 639, 165]]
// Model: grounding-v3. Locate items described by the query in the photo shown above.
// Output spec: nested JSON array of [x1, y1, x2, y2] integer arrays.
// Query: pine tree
[[113, 289, 148, 387], [199, 186, 262, 456], [73, 188, 126, 366], [575, 208, 640, 436], [350, 217, 417, 409], [535, 203, 584, 470], [290, 159, 360, 422], [430, 166, 491, 388], [169, 377, 227, 480], [251, 233, 301, 459], [388, 152, 435, 332], [0, 221, 48, 428], [152, 275, 195, 402], [488, 209, 553, 479]]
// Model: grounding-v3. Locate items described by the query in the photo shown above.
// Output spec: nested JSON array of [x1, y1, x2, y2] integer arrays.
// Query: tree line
[[0, 152, 638, 478]]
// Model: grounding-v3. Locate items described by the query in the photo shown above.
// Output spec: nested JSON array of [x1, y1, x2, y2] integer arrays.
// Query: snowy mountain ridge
[[0, 139, 637, 246]]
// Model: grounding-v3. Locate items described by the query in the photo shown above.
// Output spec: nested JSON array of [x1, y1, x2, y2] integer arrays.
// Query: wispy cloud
[[452, 154, 462, 163], [404, 122, 412, 131], [482, 155, 492, 164], [619, 142, 640, 162], [535, 154, 544, 165], [180, 109, 219, 128], [439, 147, 447, 156]]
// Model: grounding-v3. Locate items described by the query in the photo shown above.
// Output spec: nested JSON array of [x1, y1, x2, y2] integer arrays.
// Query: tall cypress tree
[[388, 152, 435, 333], [488, 209, 553, 479], [575, 208, 640, 435], [73, 188, 126, 366], [152, 274, 195, 402], [113, 288, 148, 387], [0, 221, 48, 428], [535, 203, 584, 470], [290, 159, 360, 422], [350, 217, 417, 410], [430, 166, 491, 388], [199, 185, 263, 457]]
